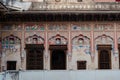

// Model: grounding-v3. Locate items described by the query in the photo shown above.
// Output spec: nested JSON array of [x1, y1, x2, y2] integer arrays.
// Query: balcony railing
[[0, 70, 120, 80]]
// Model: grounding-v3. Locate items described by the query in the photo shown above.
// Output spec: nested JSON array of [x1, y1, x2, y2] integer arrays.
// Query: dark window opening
[[7, 61, 16, 70], [27, 49, 43, 70], [26, 44, 44, 70], [77, 61, 86, 70], [51, 50, 66, 70], [98, 50, 111, 69]]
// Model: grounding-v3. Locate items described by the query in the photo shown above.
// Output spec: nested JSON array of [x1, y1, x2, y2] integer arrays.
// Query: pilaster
[[90, 23, 94, 62], [44, 23, 49, 70], [67, 23, 72, 70], [113, 22, 119, 69]]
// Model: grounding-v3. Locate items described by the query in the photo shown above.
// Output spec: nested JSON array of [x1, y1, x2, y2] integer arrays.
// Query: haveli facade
[[0, 0, 120, 71]]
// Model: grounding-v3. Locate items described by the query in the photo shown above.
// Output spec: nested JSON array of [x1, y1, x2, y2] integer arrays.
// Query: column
[[44, 23, 49, 70], [68, 23, 72, 70], [90, 23, 94, 62]]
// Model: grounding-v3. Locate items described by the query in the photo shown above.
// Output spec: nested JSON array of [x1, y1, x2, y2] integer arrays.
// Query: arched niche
[[25, 34, 44, 44], [2, 34, 21, 53], [72, 34, 90, 54]]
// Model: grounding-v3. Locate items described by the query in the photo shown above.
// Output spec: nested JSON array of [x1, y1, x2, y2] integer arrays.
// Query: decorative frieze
[[71, 24, 91, 31], [1, 24, 23, 31], [94, 24, 114, 31], [25, 24, 45, 31], [48, 24, 68, 31]]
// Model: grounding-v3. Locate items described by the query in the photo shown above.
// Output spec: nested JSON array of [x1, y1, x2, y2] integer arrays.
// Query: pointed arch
[[95, 34, 113, 41], [95, 34, 114, 51], [2, 34, 21, 45], [26, 34, 44, 44], [72, 34, 90, 45], [48, 34, 67, 45], [2, 34, 21, 53]]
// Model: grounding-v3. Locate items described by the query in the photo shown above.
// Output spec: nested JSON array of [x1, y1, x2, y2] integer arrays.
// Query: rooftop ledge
[[29, 3, 120, 11], [2, 1, 120, 11]]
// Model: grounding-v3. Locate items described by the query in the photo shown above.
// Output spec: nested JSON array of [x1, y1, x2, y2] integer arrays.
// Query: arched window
[[25, 34, 44, 44], [48, 34, 67, 45]]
